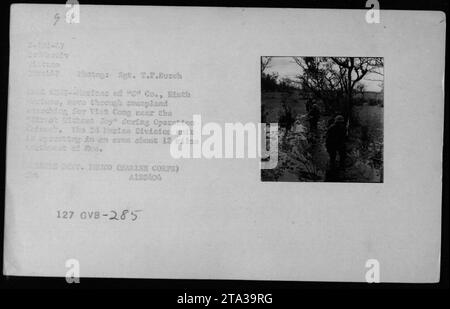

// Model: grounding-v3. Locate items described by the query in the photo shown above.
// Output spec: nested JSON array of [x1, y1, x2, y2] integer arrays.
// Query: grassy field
[[261, 91, 307, 122]]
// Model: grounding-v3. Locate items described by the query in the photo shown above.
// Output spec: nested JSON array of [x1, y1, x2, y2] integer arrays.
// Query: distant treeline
[[261, 72, 296, 92], [262, 72, 383, 107], [353, 91, 383, 106]]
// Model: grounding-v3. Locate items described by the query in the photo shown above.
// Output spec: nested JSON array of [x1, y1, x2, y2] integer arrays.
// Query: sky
[[264, 57, 384, 92]]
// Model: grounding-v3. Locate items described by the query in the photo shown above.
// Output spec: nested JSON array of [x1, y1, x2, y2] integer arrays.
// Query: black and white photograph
[[261, 56, 384, 182]]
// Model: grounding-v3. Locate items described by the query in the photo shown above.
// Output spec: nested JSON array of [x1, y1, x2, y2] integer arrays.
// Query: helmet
[[335, 115, 345, 122]]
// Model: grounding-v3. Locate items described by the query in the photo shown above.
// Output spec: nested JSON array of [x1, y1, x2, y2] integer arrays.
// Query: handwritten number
[[120, 210, 129, 220], [110, 210, 119, 220]]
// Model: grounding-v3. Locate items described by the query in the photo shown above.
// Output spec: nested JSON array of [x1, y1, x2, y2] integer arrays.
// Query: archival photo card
[[3, 4, 445, 283]]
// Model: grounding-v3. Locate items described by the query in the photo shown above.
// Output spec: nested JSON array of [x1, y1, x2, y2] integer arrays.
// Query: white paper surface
[[4, 4, 445, 282]]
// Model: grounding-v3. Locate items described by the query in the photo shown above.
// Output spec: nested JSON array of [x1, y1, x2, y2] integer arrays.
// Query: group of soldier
[[305, 97, 347, 168]]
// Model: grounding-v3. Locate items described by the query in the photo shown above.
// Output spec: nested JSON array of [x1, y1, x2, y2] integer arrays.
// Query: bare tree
[[292, 57, 343, 113], [293, 57, 383, 124], [261, 56, 273, 74]]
